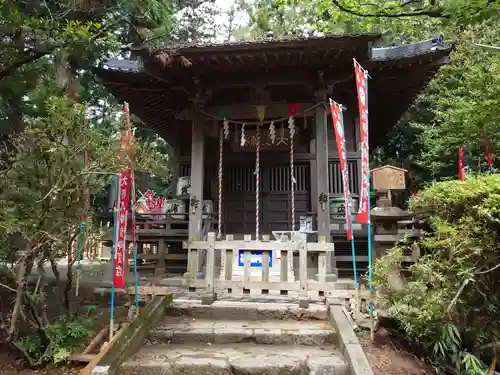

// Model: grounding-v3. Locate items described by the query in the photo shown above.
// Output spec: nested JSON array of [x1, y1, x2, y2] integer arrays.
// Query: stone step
[[167, 300, 330, 321], [148, 317, 335, 346], [120, 343, 348, 375]]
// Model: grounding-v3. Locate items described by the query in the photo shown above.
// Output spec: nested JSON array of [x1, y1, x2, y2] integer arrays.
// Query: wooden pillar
[[189, 113, 205, 240], [315, 105, 338, 280], [170, 119, 181, 192], [187, 113, 205, 278]]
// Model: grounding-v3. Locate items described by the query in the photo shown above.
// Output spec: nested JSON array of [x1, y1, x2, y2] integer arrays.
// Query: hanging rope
[[255, 125, 261, 240], [195, 102, 324, 125], [289, 116, 295, 232], [217, 126, 224, 239]]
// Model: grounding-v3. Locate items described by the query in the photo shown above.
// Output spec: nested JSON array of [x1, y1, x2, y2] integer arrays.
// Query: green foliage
[[0, 91, 168, 254], [18, 306, 96, 365], [0, 90, 168, 365], [0, 0, 202, 368], [239, 0, 448, 42], [432, 323, 488, 375], [415, 20, 500, 180], [370, 18, 499, 183], [373, 174, 500, 372], [238, 0, 500, 186], [279, 0, 499, 29]]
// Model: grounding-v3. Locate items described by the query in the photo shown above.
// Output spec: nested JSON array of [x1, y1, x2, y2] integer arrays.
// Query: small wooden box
[[371, 165, 407, 191]]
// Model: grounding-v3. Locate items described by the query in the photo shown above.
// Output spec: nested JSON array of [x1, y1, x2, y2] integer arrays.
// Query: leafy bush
[[373, 174, 500, 374], [18, 306, 96, 365]]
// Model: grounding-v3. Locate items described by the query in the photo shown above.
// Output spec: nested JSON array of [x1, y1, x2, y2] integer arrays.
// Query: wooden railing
[[98, 214, 216, 276], [183, 232, 335, 307]]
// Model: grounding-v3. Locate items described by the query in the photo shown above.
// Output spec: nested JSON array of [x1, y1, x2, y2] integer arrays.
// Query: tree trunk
[[7, 255, 26, 341]]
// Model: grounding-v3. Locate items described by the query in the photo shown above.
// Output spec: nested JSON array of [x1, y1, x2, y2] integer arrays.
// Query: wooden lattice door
[[223, 163, 310, 234]]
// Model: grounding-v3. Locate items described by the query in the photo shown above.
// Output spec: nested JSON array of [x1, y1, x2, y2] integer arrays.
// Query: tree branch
[[476, 262, 500, 275], [330, 0, 449, 18], [7, 254, 27, 341], [0, 46, 60, 81], [0, 282, 17, 293], [0, 12, 128, 81]]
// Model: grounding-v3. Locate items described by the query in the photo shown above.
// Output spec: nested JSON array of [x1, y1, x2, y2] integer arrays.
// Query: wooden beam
[[127, 285, 171, 295], [184, 239, 334, 252], [178, 102, 316, 121]]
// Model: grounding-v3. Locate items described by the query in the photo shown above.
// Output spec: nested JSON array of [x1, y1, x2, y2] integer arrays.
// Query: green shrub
[[373, 174, 500, 374], [18, 305, 96, 365]]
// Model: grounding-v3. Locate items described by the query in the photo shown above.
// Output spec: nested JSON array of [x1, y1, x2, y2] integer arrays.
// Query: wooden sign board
[[371, 165, 407, 191]]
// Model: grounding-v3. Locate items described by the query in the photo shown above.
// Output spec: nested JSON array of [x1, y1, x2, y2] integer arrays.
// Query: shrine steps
[[119, 343, 346, 375], [148, 317, 336, 346], [119, 300, 351, 375]]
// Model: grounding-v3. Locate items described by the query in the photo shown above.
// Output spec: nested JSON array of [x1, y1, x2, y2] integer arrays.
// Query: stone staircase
[[119, 299, 359, 375]]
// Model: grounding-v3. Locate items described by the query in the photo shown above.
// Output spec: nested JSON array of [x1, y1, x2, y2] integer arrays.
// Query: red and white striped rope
[[218, 127, 224, 239], [255, 125, 261, 240], [290, 129, 295, 232]]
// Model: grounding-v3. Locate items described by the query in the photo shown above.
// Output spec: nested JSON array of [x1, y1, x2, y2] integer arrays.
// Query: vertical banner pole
[[109, 174, 120, 341], [341, 108, 358, 291], [342, 111, 358, 292], [329, 100, 356, 287], [131, 168, 139, 312], [365, 68, 374, 342], [125, 102, 139, 314], [354, 59, 374, 339]]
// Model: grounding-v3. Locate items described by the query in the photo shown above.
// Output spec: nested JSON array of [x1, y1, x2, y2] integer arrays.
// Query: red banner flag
[[329, 99, 353, 241], [114, 168, 131, 288], [458, 147, 466, 180], [354, 61, 369, 224], [481, 127, 493, 167]]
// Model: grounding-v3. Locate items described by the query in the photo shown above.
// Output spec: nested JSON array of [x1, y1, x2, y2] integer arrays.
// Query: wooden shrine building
[[94, 33, 452, 279]]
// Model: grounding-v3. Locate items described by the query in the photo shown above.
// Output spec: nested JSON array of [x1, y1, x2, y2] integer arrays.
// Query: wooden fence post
[[202, 232, 217, 305], [154, 239, 166, 277], [222, 234, 233, 281], [299, 240, 309, 308]]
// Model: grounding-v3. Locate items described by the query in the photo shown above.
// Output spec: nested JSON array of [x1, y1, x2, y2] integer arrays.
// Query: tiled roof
[[151, 32, 380, 53]]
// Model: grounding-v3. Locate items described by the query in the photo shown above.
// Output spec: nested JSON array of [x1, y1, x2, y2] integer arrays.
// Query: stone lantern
[[371, 190, 413, 258], [370, 165, 417, 259]]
